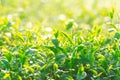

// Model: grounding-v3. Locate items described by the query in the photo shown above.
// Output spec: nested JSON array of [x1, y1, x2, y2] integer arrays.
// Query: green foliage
[[114, 32, 120, 39], [0, 0, 120, 80]]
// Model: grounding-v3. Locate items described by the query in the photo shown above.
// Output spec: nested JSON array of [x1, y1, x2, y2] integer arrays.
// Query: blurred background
[[0, 0, 120, 30]]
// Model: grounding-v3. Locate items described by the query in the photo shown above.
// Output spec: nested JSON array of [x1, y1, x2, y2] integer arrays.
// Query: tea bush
[[0, 0, 120, 80]]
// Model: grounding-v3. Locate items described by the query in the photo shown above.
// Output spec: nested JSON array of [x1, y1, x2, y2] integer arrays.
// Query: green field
[[0, 0, 120, 80]]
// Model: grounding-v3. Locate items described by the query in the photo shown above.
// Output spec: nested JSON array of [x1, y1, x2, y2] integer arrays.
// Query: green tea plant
[[0, 0, 120, 80]]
